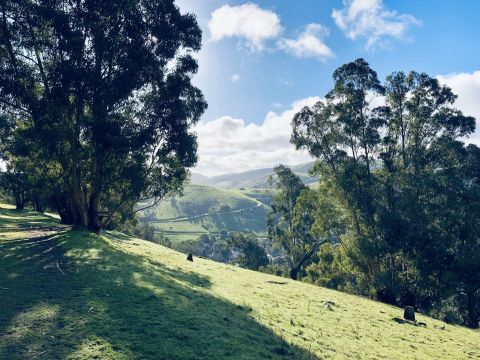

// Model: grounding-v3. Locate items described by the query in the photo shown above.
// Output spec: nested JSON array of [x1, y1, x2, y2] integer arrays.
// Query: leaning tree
[[267, 165, 338, 280]]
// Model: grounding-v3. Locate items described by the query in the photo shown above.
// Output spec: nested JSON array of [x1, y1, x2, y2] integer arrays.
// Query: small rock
[[186, 253, 193, 262]]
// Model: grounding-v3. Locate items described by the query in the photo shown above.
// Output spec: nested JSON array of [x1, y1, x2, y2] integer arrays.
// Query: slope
[[0, 204, 478, 359]]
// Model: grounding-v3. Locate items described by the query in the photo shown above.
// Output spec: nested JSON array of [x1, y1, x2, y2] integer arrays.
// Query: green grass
[[1, 204, 479, 359]]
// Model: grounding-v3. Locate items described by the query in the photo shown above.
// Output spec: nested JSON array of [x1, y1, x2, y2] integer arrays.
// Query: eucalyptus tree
[[267, 165, 337, 280], [0, 0, 206, 231], [267, 165, 306, 279], [292, 59, 387, 291], [291, 59, 479, 325]]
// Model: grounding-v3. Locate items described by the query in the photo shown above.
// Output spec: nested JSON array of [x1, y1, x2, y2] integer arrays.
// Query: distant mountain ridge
[[191, 162, 316, 189]]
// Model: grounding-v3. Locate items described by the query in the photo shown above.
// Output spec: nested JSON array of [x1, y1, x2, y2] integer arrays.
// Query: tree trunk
[[34, 202, 45, 213], [88, 146, 105, 233], [70, 123, 88, 228], [15, 191, 25, 210], [32, 194, 45, 213], [289, 267, 299, 280], [50, 194, 75, 224], [289, 240, 328, 280], [70, 168, 88, 228]]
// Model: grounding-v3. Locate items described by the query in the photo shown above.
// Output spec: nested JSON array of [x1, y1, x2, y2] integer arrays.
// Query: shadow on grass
[[0, 230, 319, 359], [392, 317, 427, 327]]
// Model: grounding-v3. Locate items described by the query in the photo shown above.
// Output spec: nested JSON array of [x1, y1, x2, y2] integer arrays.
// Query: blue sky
[[177, 0, 480, 175]]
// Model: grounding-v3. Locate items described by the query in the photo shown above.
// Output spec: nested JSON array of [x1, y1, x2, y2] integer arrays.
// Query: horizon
[[191, 160, 313, 178]]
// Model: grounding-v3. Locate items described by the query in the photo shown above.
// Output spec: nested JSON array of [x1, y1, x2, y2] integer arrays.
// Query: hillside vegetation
[[1, 204, 478, 359], [146, 185, 272, 245]]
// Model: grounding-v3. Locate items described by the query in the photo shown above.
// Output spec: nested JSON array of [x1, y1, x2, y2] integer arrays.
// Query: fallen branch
[[56, 260, 65, 276]]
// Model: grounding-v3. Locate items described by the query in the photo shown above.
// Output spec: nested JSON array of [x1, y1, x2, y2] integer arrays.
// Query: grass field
[[1, 204, 479, 359]]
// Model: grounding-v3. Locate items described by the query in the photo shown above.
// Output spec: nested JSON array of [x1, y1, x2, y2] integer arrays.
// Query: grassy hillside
[[1, 204, 479, 359], [146, 185, 272, 245], [151, 164, 317, 246]]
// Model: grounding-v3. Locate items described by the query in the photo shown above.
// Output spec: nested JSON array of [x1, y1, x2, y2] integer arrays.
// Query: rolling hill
[[191, 162, 317, 189], [1, 204, 478, 359], [146, 162, 318, 246], [144, 185, 273, 245]]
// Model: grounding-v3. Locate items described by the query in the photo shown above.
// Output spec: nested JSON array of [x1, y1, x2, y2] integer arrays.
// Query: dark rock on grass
[[404, 306, 415, 321]]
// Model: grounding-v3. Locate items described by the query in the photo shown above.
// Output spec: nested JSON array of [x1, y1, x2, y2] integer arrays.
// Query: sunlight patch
[[0, 303, 59, 358], [71, 337, 131, 360]]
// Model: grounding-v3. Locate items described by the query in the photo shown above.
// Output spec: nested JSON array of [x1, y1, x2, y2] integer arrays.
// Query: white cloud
[[208, 3, 282, 51], [278, 23, 334, 61], [438, 70, 480, 145], [332, 0, 421, 49], [193, 70, 480, 176], [208, 4, 334, 61], [194, 97, 320, 176], [231, 74, 241, 82]]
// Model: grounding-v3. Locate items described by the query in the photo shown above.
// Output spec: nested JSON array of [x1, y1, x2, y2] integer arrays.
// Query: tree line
[[267, 59, 479, 329]]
